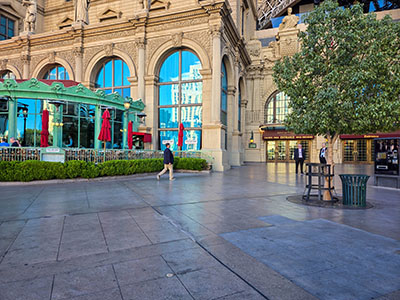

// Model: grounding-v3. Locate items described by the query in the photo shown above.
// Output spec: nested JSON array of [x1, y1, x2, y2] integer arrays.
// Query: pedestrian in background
[[319, 142, 327, 164], [294, 143, 305, 174], [10, 137, 21, 147], [157, 143, 175, 181], [0, 138, 9, 146]]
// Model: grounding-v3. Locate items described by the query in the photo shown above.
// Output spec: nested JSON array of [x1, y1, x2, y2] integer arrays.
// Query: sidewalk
[[0, 163, 399, 300]]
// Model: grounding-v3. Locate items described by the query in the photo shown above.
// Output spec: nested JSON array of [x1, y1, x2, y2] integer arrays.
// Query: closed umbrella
[[98, 109, 111, 159], [128, 121, 133, 150], [40, 109, 49, 147], [177, 123, 184, 150]]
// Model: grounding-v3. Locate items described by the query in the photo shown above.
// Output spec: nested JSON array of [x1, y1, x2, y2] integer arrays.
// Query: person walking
[[157, 143, 175, 181], [319, 142, 328, 164], [294, 143, 305, 174]]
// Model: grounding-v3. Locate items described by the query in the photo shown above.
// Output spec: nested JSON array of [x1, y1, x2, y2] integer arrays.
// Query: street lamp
[[17, 104, 28, 146]]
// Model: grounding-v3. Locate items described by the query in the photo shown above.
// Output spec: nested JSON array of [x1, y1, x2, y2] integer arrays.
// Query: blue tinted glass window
[[181, 106, 202, 128], [160, 130, 179, 151], [104, 61, 112, 87], [114, 59, 122, 87], [182, 51, 202, 81], [123, 88, 130, 97], [159, 85, 177, 106], [181, 82, 202, 104], [96, 67, 104, 88], [123, 62, 130, 86], [95, 58, 130, 93], [0, 17, 5, 26], [159, 52, 179, 83], [104, 89, 112, 95], [182, 130, 201, 151], [221, 91, 227, 112], [159, 107, 178, 129], [158, 50, 203, 149], [114, 88, 122, 96], [222, 62, 227, 90]]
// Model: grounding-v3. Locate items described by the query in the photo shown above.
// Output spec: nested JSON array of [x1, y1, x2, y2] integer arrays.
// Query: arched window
[[221, 62, 228, 126], [158, 50, 202, 151], [95, 58, 131, 97], [43, 65, 70, 80], [238, 84, 242, 132], [264, 91, 290, 124], [0, 70, 15, 79]]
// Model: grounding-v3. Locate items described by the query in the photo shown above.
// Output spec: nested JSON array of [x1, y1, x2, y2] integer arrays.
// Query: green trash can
[[339, 174, 370, 207]]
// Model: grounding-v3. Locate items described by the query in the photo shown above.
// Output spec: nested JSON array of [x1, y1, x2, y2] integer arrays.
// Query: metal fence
[[0, 147, 214, 164]]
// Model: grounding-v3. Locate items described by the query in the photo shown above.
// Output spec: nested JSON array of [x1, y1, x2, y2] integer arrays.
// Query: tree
[[273, 0, 400, 169]]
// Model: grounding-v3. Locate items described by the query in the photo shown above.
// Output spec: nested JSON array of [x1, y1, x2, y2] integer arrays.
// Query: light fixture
[[250, 130, 254, 143], [137, 112, 146, 124], [124, 98, 131, 110]]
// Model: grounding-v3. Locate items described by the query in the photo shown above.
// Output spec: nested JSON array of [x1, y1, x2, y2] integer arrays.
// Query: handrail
[[0, 147, 213, 164]]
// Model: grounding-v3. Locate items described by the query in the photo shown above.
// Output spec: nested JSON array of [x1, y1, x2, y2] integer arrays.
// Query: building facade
[[0, 0, 399, 170]]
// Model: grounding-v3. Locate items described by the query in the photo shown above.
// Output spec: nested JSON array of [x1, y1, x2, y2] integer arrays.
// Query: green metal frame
[[0, 78, 145, 149]]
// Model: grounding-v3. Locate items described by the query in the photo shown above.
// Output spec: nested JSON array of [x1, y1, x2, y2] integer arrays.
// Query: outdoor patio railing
[[0, 147, 214, 164]]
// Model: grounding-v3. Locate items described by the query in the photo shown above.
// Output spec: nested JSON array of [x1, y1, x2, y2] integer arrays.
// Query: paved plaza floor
[[0, 163, 399, 300]]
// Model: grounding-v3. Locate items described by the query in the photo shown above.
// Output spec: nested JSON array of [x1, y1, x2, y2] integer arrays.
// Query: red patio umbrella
[[40, 109, 49, 147], [98, 109, 111, 157], [128, 121, 133, 150], [177, 123, 184, 150]]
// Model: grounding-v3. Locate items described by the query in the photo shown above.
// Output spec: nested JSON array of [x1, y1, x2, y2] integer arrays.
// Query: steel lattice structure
[[258, 0, 300, 30]]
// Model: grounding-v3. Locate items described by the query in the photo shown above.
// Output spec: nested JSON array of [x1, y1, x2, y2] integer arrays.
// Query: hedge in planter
[[0, 158, 207, 182]]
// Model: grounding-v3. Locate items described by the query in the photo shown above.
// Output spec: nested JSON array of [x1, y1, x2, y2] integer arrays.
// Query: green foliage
[[175, 158, 208, 171], [273, 0, 400, 140], [0, 158, 207, 182]]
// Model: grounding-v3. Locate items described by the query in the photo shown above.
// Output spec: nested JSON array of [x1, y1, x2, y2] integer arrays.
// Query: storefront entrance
[[266, 140, 311, 163], [342, 139, 374, 163]]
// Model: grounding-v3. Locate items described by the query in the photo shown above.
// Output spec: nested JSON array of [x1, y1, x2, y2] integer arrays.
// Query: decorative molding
[[58, 16, 73, 29], [0, 59, 8, 70], [171, 32, 183, 47], [73, 46, 83, 58], [103, 43, 114, 57], [20, 54, 30, 64], [149, 0, 171, 11], [135, 37, 146, 49], [208, 24, 222, 38], [48, 51, 56, 64], [98, 7, 122, 23]]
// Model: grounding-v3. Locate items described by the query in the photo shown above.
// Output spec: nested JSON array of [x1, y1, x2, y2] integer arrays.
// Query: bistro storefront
[[0, 78, 145, 150], [262, 129, 314, 163]]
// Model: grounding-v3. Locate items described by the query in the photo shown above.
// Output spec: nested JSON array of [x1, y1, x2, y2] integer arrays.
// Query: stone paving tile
[[113, 256, 173, 286], [120, 276, 193, 300], [212, 289, 265, 300], [98, 211, 151, 251], [59, 288, 122, 300], [205, 242, 317, 300], [221, 218, 400, 300], [0, 220, 26, 257], [0, 276, 53, 300], [162, 248, 220, 275], [177, 266, 250, 300], [51, 265, 118, 300], [143, 226, 189, 244]]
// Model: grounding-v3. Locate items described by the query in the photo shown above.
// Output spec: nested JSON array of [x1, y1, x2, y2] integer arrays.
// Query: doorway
[[342, 139, 374, 163], [266, 140, 311, 163]]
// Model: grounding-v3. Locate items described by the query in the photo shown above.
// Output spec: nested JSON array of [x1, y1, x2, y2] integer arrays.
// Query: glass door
[[276, 141, 286, 161], [266, 141, 275, 161], [343, 139, 373, 163]]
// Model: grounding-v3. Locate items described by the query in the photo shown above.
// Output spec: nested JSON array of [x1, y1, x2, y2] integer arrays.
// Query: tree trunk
[[323, 133, 338, 201]]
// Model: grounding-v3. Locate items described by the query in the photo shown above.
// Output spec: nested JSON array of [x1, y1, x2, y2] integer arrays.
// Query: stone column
[[210, 26, 221, 124], [136, 38, 146, 102], [21, 54, 30, 79], [94, 105, 102, 149], [7, 98, 17, 142], [74, 47, 83, 82], [52, 105, 63, 148]]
